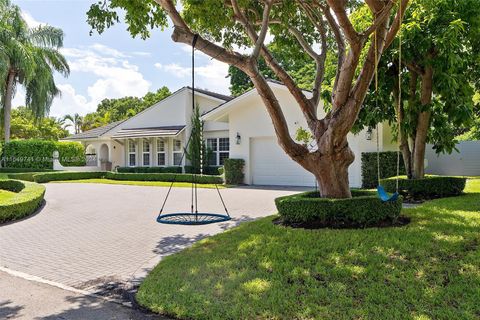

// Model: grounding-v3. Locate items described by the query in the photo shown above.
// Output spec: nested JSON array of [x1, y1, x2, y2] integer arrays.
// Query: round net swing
[[156, 34, 231, 226]]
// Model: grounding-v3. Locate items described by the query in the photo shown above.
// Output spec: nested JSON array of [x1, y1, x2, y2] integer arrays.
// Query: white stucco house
[[63, 80, 395, 187]]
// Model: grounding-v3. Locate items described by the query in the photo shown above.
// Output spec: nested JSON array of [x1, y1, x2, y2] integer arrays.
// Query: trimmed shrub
[[0, 167, 54, 173], [223, 159, 244, 185], [105, 172, 223, 184], [184, 165, 221, 175], [361, 151, 405, 189], [2, 140, 85, 169], [0, 179, 46, 223], [7, 172, 40, 182], [381, 175, 466, 198], [116, 166, 182, 174], [33, 171, 105, 183], [275, 189, 402, 228]]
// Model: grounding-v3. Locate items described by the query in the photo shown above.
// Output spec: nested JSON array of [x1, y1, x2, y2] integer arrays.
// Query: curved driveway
[[0, 183, 302, 290]]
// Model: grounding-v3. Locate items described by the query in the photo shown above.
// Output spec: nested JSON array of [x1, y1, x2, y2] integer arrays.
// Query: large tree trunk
[[3, 71, 15, 142], [412, 66, 433, 179], [294, 136, 355, 198]]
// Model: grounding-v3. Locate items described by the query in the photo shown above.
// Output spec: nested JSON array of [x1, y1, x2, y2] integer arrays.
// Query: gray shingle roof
[[63, 120, 125, 140]]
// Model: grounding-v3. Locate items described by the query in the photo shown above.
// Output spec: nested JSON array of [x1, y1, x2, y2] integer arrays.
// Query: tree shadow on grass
[[0, 300, 23, 319]]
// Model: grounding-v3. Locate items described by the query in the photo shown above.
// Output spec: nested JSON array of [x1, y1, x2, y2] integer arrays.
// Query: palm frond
[[29, 25, 64, 48]]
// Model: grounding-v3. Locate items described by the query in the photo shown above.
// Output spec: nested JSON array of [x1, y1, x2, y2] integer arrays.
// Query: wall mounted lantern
[[235, 132, 241, 145]]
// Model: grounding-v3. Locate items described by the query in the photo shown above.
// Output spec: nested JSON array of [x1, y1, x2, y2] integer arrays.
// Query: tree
[[186, 103, 209, 173], [356, 0, 480, 179], [1, 107, 69, 140], [0, 0, 70, 142], [88, 0, 407, 198], [63, 113, 83, 134]]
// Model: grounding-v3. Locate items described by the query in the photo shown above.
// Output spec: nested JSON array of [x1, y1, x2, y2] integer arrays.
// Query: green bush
[[2, 140, 86, 169], [361, 152, 405, 189], [106, 172, 223, 184], [275, 190, 402, 227], [33, 171, 105, 183], [223, 159, 244, 185], [184, 165, 221, 175], [116, 166, 182, 173], [0, 167, 54, 173], [0, 179, 46, 223], [7, 172, 40, 182], [380, 175, 467, 198]]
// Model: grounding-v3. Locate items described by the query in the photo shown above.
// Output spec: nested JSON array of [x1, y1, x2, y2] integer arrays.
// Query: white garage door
[[250, 137, 315, 186]]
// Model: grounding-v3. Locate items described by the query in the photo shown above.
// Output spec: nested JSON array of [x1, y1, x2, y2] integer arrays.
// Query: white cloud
[[91, 43, 128, 58], [21, 11, 45, 28], [155, 60, 229, 94]]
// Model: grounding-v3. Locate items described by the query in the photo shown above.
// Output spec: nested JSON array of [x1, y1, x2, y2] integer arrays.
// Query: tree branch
[[252, 1, 273, 59], [325, 0, 360, 45], [385, 0, 409, 49]]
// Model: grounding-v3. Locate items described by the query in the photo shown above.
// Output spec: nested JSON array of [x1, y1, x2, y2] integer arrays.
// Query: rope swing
[[156, 34, 231, 225], [375, 1, 402, 202]]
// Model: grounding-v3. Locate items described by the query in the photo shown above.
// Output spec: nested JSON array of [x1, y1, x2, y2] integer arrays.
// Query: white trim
[[128, 140, 137, 167], [142, 139, 151, 166], [156, 138, 167, 166]]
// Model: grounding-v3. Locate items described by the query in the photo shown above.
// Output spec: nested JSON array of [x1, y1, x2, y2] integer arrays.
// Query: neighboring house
[[64, 81, 395, 187]]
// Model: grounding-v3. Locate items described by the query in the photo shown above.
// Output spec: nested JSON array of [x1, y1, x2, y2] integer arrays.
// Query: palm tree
[[63, 113, 83, 134], [0, 0, 70, 142]]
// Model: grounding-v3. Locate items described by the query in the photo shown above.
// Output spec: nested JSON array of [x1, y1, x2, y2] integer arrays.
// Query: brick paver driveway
[[0, 183, 302, 290]]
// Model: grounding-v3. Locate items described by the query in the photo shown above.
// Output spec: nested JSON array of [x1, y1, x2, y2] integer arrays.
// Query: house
[[64, 80, 395, 187]]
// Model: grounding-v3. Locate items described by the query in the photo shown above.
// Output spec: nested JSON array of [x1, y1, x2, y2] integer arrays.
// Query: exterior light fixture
[[366, 127, 373, 140], [235, 132, 241, 145]]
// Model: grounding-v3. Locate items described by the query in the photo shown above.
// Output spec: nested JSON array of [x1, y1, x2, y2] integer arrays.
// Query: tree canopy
[[0, 0, 70, 141], [87, 0, 406, 198]]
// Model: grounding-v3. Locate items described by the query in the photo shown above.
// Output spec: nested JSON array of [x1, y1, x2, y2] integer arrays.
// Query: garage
[[250, 137, 316, 186]]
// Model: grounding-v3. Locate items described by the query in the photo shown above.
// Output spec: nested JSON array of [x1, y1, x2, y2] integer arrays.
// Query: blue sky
[[12, 0, 231, 118]]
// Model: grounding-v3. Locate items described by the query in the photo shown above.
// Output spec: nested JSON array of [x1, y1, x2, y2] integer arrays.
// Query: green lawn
[[137, 179, 480, 320], [52, 178, 225, 189]]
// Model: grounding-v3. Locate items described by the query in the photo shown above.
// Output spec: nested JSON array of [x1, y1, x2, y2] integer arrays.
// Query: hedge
[[33, 171, 105, 183], [0, 179, 46, 223], [116, 166, 182, 174], [0, 167, 55, 173], [275, 189, 402, 228], [223, 159, 245, 185], [361, 151, 405, 189], [184, 166, 221, 176], [2, 140, 86, 169], [380, 175, 466, 198], [105, 172, 223, 184]]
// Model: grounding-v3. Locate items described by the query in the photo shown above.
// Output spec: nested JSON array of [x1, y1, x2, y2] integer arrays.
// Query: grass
[[137, 179, 480, 320], [51, 178, 226, 189]]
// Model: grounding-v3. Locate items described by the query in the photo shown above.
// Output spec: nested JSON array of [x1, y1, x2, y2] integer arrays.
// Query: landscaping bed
[[137, 179, 480, 320], [381, 175, 466, 199], [275, 189, 403, 228], [0, 179, 46, 223]]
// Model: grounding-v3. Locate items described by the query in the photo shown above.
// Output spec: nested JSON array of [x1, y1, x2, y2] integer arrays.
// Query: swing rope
[[374, 0, 402, 202], [157, 34, 230, 225]]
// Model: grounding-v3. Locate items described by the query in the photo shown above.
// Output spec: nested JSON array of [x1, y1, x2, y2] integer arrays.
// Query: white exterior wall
[[225, 86, 379, 187]]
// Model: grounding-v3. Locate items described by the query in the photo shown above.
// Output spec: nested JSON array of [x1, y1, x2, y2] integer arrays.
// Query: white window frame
[[206, 137, 230, 166], [157, 139, 166, 166], [142, 139, 151, 166], [173, 139, 183, 166], [128, 140, 136, 167]]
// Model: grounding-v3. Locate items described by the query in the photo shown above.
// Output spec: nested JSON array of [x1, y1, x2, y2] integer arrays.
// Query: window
[[142, 140, 151, 166], [206, 137, 229, 166], [157, 139, 166, 166], [173, 139, 183, 166], [128, 140, 136, 167]]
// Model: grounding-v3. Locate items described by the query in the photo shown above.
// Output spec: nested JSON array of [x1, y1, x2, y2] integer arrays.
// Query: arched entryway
[[99, 144, 109, 162], [99, 143, 112, 170]]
